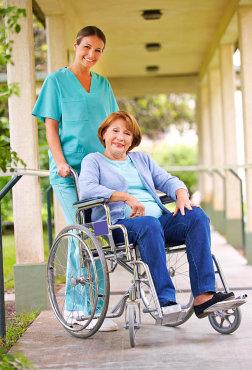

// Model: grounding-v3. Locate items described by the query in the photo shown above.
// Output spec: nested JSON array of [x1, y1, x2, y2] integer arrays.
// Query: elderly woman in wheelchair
[[47, 110, 246, 346], [78, 109, 237, 318]]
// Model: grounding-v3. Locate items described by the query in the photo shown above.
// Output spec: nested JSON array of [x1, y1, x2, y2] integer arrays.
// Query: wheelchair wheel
[[128, 305, 137, 348], [208, 307, 241, 334], [47, 224, 110, 338], [164, 246, 194, 327]]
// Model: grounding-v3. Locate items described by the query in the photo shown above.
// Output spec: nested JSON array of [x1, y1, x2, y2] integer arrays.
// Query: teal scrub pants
[[53, 183, 104, 314]]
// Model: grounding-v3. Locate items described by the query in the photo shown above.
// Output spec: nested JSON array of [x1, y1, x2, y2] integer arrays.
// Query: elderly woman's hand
[[126, 194, 145, 218], [173, 189, 200, 217], [108, 191, 145, 217]]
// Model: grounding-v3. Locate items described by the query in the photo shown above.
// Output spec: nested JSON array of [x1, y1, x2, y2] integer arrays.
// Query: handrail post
[[0, 175, 22, 338], [228, 169, 246, 252], [46, 185, 53, 250]]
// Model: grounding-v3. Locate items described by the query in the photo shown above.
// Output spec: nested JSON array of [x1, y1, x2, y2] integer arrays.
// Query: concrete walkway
[[9, 229, 252, 369]]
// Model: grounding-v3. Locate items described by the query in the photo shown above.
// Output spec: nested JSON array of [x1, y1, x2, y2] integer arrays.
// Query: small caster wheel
[[128, 305, 137, 347], [208, 307, 241, 334]]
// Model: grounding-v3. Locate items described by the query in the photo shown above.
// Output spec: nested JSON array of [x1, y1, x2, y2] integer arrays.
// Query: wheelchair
[[47, 169, 247, 347]]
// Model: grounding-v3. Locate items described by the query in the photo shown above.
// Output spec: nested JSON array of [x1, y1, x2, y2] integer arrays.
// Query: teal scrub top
[[32, 68, 119, 184]]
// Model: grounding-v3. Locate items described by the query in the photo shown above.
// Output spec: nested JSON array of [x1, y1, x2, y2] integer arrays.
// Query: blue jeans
[[113, 207, 216, 306]]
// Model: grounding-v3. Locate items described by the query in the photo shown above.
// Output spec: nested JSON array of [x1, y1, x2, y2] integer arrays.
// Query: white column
[[219, 43, 243, 248], [46, 15, 67, 73], [196, 91, 203, 198], [238, 6, 252, 262], [199, 83, 213, 205], [6, 0, 43, 264], [46, 14, 68, 231], [208, 68, 225, 231]]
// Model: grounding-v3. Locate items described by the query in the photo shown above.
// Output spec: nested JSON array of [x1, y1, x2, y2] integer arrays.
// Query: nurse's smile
[[74, 36, 104, 69]]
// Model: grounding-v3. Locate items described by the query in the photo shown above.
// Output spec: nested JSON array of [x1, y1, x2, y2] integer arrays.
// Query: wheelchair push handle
[[69, 167, 81, 201]]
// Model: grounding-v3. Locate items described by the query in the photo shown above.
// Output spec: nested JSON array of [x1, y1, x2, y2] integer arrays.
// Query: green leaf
[[15, 24, 21, 33]]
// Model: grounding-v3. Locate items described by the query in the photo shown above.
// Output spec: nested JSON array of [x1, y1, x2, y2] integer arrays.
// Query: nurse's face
[[103, 119, 133, 160], [74, 35, 104, 69]]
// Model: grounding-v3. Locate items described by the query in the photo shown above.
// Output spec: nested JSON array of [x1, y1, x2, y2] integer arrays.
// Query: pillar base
[[245, 233, 252, 265], [226, 218, 244, 250], [212, 210, 226, 235], [14, 262, 49, 313]]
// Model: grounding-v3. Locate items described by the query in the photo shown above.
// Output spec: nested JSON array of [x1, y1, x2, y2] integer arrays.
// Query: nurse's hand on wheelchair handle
[[57, 162, 71, 177], [173, 188, 200, 217]]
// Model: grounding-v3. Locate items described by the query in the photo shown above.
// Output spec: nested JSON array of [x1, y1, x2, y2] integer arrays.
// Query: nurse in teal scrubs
[[32, 26, 118, 331]]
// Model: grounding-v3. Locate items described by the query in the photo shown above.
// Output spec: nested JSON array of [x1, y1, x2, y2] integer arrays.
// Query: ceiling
[[34, 0, 249, 94]]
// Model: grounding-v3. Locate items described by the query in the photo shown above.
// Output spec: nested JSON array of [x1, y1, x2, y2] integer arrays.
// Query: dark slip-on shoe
[[194, 291, 235, 319]]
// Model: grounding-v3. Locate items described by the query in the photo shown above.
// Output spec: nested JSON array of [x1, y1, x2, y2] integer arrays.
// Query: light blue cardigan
[[78, 152, 188, 224]]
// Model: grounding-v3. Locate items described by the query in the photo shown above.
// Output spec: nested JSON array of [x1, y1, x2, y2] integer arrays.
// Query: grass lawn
[[2, 231, 50, 291]]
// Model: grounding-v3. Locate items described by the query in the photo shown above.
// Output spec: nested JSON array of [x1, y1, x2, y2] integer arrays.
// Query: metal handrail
[[229, 169, 246, 252], [162, 163, 252, 172]]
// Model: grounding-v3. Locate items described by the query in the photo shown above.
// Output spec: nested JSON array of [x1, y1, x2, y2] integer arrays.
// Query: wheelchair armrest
[[72, 197, 106, 209], [159, 195, 174, 204]]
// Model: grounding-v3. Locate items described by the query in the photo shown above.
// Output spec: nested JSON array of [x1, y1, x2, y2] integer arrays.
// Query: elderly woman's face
[[103, 118, 133, 160]]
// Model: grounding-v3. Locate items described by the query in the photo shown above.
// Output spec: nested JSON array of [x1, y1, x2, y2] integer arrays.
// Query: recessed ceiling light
[[146, 65, 159, 72], [145, 43, 161, 51], [142, 9, 162, 20]]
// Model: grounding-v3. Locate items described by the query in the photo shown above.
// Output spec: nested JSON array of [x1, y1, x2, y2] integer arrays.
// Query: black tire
[[47, 224, 110, 338]]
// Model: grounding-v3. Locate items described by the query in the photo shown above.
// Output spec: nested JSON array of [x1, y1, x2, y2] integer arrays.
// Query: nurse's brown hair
[[76, 26, 106, 48]]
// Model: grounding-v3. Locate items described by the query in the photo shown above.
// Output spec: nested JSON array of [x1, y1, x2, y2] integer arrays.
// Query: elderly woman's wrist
[[125, 193, 132, 202], [176, 188, 189, 199]]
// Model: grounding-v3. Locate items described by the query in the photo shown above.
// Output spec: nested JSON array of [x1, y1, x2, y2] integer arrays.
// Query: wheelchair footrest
[[204, 295, 247, 313], [156, 310, 187, 326]]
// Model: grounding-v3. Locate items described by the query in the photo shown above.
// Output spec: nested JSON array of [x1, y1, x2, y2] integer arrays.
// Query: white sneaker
[[85, 318, 118, 331], [64, 313, 118, 332], [64, 310, 84, 325], [98, 318, 118, 332], [162, 304, 181, 315]]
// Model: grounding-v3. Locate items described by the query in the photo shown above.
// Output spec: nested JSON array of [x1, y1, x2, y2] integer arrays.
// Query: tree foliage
[[118, 94, 195, 138], [0, 5, 26, 172], [150, 144, 198, 196]]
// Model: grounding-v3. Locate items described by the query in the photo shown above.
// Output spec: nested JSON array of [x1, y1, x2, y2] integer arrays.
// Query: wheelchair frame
[[47, 169, 246, 347]]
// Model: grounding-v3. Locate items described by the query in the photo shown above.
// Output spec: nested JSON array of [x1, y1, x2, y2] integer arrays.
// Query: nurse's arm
[[45, 117, 70, 178]]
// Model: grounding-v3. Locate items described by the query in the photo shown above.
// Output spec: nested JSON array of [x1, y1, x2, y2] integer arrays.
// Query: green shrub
[[0, 310, 38, 369], [0, 311, 39, 352], [0, 348, 35, 369]]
